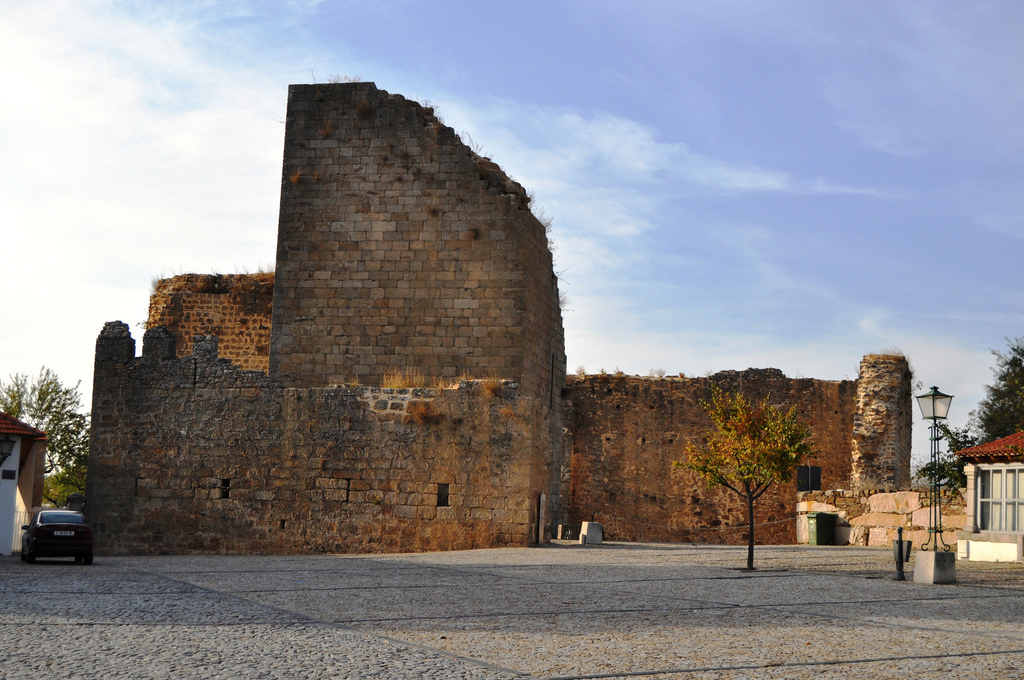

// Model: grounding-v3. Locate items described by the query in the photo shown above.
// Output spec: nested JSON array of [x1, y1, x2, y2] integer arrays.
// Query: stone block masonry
[[269, 83, 565, 405], [851, 355, 914, 490], [86, 323, 551, 554], [797, 489, 964, 549], [87, 82, 568, 555], [87, 81, 912, 556], [147, 273, 274, 372], [562, 356, 912, 545]]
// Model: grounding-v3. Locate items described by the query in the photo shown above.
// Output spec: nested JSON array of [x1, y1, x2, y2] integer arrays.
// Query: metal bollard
[[893, 527, 906, 581]]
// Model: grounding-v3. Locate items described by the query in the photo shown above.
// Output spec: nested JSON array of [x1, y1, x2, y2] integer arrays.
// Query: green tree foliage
[[0, 368, 90, 507], [914, 423, 976, 493], [974, 336, 1024, 442], [678, 387, 815, 570]]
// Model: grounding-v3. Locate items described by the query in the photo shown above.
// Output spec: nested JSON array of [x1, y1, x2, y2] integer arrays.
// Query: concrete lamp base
[[914, 550, 956, 584]]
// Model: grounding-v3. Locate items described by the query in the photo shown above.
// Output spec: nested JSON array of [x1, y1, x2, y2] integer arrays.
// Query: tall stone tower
[[268, 83, 565, 402]]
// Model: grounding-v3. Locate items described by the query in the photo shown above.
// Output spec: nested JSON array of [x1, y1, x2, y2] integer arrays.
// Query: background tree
[[973, 336, 1024, 442], [678, 387, 814, 570], [0, 368, 90, 506], [914, 423, 977, 493]]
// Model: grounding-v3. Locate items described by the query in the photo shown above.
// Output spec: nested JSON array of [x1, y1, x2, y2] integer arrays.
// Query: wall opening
[[796, 466, 821, 492], [219, 478, 231, 499], [437, 483, 450, 507]]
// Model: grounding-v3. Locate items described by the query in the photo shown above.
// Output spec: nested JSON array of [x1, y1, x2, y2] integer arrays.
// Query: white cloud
[[0, 1, 293, 391]]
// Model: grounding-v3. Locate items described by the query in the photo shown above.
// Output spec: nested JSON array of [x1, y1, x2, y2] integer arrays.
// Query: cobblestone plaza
[[2, 543, 1023, 679]]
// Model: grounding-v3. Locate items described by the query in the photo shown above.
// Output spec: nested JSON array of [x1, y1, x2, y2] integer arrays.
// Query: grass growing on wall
[[383, 368, 429, 388]]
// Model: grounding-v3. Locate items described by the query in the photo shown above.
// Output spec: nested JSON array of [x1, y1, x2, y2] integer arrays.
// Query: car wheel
[[75, 555, 84, 563], [20, 552, 26, 562], [83, 553, 93, 565], [26, 551, 35, 564]]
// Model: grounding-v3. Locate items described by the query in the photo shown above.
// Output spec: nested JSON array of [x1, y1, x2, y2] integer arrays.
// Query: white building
[[957, 431, 1024, 563], [0, 413, 47, 555]]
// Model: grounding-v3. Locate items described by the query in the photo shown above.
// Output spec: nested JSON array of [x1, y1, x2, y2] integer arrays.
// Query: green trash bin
[[807, 512, 835, 546]]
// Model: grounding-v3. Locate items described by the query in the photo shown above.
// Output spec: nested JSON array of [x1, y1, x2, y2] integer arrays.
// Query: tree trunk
[[746, 492, 755, 570]]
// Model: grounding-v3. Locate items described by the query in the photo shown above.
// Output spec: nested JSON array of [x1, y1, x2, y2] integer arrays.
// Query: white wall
[[0, 436, 21, 555]]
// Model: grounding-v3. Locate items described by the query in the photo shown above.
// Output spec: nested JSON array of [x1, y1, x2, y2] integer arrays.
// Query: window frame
[[976, 464, 1024, 533]]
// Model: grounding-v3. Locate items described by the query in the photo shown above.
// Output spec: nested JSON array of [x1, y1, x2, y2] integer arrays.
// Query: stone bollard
[[579, 522, 603, 545]]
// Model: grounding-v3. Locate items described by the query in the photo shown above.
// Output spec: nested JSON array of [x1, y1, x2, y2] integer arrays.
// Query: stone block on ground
[[796, 515, 809, 543], [580, 521, 603, 545], [868, 527, 890, 547], [849, 512, 906, 527], [796, 501, 838, 514], [868, 491, 921, 514], [833, 526, 853, 545]]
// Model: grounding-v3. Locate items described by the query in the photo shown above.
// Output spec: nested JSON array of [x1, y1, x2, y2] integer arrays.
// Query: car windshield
[[38, 512, 85, 525]]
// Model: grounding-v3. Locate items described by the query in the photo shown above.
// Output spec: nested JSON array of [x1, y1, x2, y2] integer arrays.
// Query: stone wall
[[796, 489, 964, 549], [147, 273, 274, 372], [562, 357, 913, 545], [268, 83, 565, 402], [851, 355, 914, 489], [86, 323, 554, 555], [563, 369, 857, 544]]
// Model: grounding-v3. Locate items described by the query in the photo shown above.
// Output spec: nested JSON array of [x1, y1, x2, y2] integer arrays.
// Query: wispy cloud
[[0, 1, 295, 386]]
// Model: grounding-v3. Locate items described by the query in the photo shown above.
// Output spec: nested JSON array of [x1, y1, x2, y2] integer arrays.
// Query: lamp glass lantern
[[917, 386, 953, 421], [0, 436, 15, 466]]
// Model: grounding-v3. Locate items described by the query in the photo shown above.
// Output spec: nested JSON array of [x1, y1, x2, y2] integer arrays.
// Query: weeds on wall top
[[382, 368, 430, 389]]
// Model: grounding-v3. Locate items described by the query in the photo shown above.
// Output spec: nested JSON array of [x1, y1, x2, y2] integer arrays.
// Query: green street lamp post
[[916, 386, 953, 552]]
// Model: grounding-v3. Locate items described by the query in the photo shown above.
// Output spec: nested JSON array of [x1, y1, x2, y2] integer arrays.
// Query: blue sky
[[2, 1, 1022, 466]]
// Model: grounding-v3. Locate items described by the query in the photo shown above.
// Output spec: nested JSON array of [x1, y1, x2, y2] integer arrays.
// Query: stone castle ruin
[[86, 83, 912, 554]]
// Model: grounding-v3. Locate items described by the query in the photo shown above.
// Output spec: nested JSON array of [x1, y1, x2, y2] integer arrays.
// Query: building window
[[436, 483, 449, 507], [978, 466, 1024, 532], [797, 466, 821, 492]]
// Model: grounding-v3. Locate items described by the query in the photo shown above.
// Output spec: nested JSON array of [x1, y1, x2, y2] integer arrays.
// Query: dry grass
[[289, 170, 302, 184], [318, 121, 333, 139], [477, 158, 492, 181], [382, 368, 429, 388], [482, 379, 503, 398], [406, 400, 442, 425], [499, 405, 517, 420], [355, 99, 374, 119]]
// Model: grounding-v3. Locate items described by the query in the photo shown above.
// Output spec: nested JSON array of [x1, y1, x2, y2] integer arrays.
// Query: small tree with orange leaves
[[678, 387, 814, 570]]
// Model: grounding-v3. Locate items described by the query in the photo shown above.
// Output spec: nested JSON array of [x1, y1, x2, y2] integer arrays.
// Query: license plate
[[53, 531, 74, 536]]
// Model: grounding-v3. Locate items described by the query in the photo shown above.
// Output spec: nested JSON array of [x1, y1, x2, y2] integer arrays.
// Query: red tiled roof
[[0, 412, 46, 439], [955, 431, 1024, 461]]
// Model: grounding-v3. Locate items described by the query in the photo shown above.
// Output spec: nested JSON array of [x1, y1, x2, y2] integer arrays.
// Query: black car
[[21, 511, 93, 564]]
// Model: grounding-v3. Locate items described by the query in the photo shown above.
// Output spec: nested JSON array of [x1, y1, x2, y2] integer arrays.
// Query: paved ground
[[2, 542, 1024, 679]]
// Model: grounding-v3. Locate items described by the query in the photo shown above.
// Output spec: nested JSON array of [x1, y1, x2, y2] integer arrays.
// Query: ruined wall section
[[86, 323, 552, 555], [851, 354, 914, 490], [563, 370, 859, 544], [147, 273, 274, 372], [269, 82, 565, 402]]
